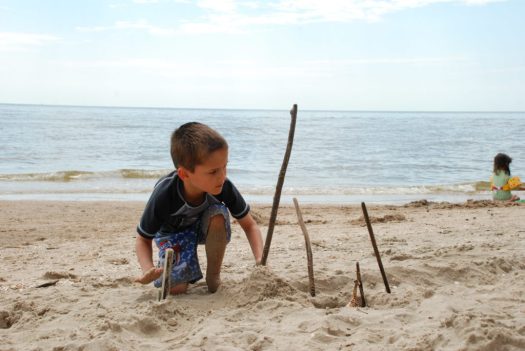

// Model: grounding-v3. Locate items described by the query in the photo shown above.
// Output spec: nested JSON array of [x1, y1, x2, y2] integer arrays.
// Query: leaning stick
[[261, 104, 298, 266], [158, 248, 174, 301], [293, 197, 316, 297], [356, 262, 366, 307], [361, 202, 391, 293]]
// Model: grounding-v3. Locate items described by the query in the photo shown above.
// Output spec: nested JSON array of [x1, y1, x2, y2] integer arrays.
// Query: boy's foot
[[170, 283, 189, 295], [206, 273, 221, 293]]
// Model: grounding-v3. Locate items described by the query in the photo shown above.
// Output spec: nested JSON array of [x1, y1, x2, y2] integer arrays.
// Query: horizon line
[[0, 102, 523, 114]]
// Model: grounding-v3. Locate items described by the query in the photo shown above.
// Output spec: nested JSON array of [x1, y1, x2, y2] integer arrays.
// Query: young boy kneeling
[[134, 122, 263, 294]]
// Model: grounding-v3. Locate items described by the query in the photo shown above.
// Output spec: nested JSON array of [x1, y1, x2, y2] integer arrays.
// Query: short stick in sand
[[261, 104, 298, 266], [293, 197, 316, 297], [158, 248, 174, 301], [361, 202, 391, 294], [349, 280, 359, 307], [356, 262, 366, 307]]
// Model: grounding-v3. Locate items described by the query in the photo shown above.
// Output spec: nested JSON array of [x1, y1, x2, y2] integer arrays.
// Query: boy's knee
[[208, 214, 226, 232]]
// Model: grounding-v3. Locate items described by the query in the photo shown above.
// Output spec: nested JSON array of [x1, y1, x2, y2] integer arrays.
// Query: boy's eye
[[209, 166, 226, 175]]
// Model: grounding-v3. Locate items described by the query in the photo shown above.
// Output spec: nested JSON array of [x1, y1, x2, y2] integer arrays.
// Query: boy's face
[[180, 147, 228, 196]]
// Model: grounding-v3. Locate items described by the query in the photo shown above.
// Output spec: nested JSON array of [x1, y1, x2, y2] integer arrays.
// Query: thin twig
[[35, 280, 59, 288], [361, 202, 391, 293], [261, 104, 298, 266], [356, 262, 367, 307], [293, 197, 315, 297]]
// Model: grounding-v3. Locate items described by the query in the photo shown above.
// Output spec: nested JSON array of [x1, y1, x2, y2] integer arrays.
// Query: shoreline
[[0, 191, 503, 205], [1, 200, 524, 350]]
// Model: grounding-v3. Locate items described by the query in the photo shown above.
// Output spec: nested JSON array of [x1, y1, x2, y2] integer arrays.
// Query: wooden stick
[[356, 262, 366, 307], [158, 248, 174, 301], [261, 104, 298, 266], [361, 202, 391, 293], [292, 197, 316, 297], [349, 280, 359, 307], [35, 280, 59, 288]]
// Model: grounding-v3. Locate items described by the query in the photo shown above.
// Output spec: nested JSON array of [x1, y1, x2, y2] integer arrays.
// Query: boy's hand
[[134, 267, 163, 284]]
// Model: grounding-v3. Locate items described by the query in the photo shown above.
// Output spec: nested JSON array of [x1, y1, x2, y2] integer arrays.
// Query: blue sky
[[0, 0, 523, 110]]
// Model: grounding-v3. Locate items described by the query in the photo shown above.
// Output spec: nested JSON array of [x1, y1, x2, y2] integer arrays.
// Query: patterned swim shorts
[[153, 204, 231, 287]]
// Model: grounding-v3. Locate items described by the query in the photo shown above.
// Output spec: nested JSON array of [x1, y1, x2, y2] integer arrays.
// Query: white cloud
[[462, 0, 504, 4], [0, 32, 60, 52], [176, 0, 508, 33], [197, 0, 237, 13], [76, 20, 178, 35], [78, 0, 507, 35], [306, 56, 470, 66]]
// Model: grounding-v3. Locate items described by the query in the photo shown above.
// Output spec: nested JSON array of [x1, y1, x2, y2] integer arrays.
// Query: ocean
[[1, 103, 524, 204]]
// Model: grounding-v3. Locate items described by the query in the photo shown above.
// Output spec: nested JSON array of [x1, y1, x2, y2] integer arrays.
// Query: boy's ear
[[177, 167, 190, 180]]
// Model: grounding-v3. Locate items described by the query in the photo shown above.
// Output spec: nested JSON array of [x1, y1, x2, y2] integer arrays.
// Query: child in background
[[491, 153, 523, 202], [134, 122, 263, 294]]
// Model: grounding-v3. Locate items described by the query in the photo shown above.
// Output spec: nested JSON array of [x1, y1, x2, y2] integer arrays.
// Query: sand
[[0, 199, 524, 351]]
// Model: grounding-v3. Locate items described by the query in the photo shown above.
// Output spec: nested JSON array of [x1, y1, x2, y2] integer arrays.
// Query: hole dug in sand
[[234, 266, 361, 310], [237, 266, 401, 310], [304, 276, 353, 309], [0, 301, 45, 329], [0, 310, 18, 329]]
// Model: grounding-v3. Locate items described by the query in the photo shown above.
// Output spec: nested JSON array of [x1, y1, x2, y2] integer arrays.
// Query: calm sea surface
[[1, 104, 524, 204]]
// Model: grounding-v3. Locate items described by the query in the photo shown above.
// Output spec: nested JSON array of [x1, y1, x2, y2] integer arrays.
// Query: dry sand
[[0, 200, 524, 351]]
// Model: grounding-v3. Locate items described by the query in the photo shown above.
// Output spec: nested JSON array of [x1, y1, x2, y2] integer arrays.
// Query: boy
[[134, 122, 263, 294]]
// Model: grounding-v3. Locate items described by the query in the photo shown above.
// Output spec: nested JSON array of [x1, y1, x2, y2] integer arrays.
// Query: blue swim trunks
[[153, 204, 231, 287]]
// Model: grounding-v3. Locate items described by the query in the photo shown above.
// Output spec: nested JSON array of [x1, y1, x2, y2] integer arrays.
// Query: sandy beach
[[1, 199, 524, 351]]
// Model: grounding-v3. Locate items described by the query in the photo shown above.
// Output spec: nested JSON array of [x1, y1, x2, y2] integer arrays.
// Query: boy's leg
[[198, 204, 231, 293], [205, 214, 228, 293]]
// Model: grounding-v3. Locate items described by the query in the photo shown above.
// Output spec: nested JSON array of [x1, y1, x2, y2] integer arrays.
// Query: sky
[[0, 0, 524, 111]]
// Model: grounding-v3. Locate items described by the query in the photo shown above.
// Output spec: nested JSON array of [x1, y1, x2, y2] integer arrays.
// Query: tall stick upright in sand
[[261, 104, 298, 266], [293, 197, 316, 297], [361, 202, 391, 293]]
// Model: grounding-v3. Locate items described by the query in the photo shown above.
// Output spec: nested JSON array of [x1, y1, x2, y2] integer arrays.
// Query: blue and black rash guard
[[137, 171, 250, 239]]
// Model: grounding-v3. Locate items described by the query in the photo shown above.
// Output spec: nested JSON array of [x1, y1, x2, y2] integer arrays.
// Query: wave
[[240, 182, 491, 196], [0, 169, 172, 182], [0, 169, 495, 196]]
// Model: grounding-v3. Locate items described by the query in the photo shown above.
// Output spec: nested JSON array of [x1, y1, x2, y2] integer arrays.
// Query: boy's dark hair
[[493, 153, 512, 175], [171, 122, 228, 171]]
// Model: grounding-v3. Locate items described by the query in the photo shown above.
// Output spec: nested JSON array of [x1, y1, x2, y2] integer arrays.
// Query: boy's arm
[[134, 234, 163, 284], [237, 213, 263, 265]]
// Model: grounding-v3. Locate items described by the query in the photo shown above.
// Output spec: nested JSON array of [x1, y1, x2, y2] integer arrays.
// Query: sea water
[[1, 103, 524, 204]]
